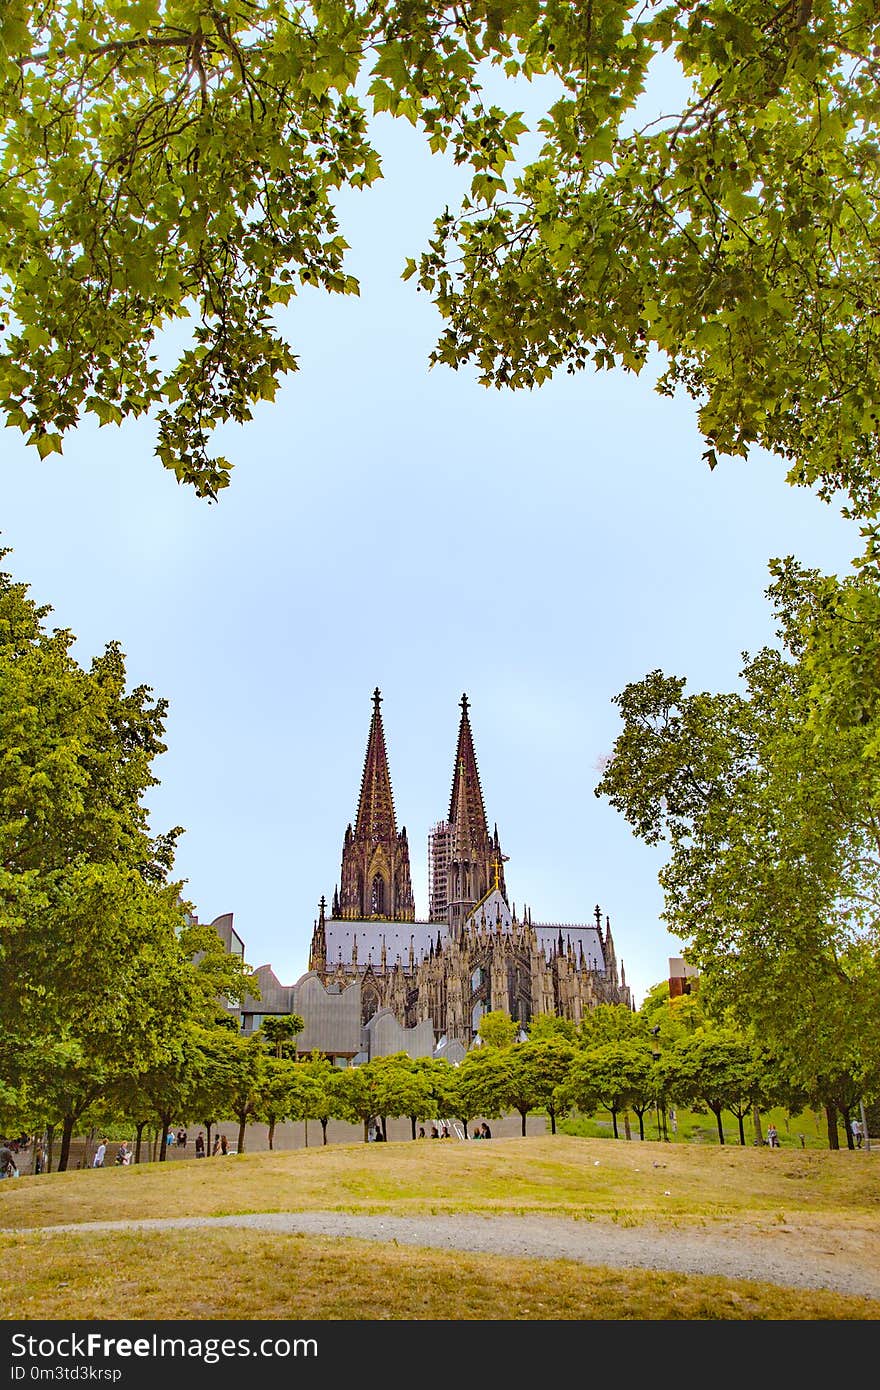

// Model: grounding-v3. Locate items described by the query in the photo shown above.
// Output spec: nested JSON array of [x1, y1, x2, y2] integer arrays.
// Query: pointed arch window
[[371, 874, 386, 916]]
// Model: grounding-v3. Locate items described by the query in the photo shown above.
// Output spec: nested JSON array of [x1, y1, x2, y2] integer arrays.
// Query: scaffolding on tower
[[428, 820, 451, 922]]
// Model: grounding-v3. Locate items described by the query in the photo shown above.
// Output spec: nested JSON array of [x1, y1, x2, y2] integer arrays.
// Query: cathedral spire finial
[[354, 688, 396, 841]]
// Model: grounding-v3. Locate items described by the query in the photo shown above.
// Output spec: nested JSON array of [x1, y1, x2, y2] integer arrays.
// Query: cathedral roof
[[448, 693, 489, 856], [325, 918, 446, 967], [465, 887, 511, 931], [534, 924, 606, 971], [354, 688, 397, 842]]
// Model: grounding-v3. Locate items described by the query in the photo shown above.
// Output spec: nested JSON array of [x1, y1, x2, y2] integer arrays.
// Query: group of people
[[414, 1122, 491, 1139], [92, 1138, 132, 1167], [192, 1131, 229, 1156]]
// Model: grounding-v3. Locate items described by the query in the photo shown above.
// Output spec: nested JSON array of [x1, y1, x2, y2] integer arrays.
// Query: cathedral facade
[[308, 690, 632, 1046]]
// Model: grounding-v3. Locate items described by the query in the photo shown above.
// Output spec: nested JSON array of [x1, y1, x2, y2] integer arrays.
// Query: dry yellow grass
[[3, 1135, 878, 1321], [4, 1226, 879, 1321], [2, 1134, 876, 1232]]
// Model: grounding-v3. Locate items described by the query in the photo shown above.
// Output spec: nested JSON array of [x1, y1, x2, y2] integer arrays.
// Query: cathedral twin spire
[[336, 689, 504, 924]]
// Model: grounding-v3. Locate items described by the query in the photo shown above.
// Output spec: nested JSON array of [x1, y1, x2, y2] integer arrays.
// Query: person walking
[[220, 1134, 229, 1156], [92, 1138, 108, 1168], [212, 1134, 222, 1156], [766, 1124, 779, 1148], [115, 1141, 131, 1166], [851, 1117, 864, 1149], [195, 1132, 206, 1158], [0, 1144, 18, 1178]]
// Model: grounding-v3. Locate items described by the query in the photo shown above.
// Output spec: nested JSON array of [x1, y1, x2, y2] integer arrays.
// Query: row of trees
[[34, 992, 874, 1171], [0, 551, 258, 1170], [596, 561, 880, 1123]]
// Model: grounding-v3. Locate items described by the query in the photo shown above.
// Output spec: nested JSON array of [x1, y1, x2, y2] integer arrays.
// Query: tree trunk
[[134, 1120, 147, 1164], [611, 1108, 619, 1139], [549, 1109, 557, 1136], [842, 1109, 854, 1150], [205, 1121, 213, 1155], [623, 1110, 632, 1141], [46, 1125, 55, 1174], [753, 1106, 763, 1146], [237, 1115, 247, 1154], [58, 1113, 76, 1172], [267, 1117, 276, 1151], [520, 1109, 527, 1136], [714, 1107, 725, 1144], [320, 1118, 328, 1146], [362, 1118, 369, 1143], [157, 1112, 171, 1162], [738, 1114, 746, 1146], [826, 1104, 840, 1150]]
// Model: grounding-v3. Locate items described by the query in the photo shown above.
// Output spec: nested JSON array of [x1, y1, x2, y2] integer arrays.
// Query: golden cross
[[493, 857, 500, 890]]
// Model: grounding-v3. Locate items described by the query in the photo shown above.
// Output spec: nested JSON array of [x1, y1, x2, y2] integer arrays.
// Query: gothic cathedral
[[308, 690, 632, 1045]]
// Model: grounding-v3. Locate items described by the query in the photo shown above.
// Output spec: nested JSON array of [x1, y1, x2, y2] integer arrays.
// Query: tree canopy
[[3, 2, 880, 511], [596, 560, 880, 1099]]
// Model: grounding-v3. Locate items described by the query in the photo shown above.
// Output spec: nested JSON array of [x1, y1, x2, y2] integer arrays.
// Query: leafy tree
[[223, 1034, 268, 1154], [527, 1013, 578, 1043], [256, 1013, 305, 1060], [8, 5, 876, 513], [578, 1003, 642, 1045], [0, 552, 200, 1167], [292, 1052, 338, 1146], [447, 1047, 506, 1138], [596, 563, 880, 1135], [638, 981, 704, 1043], [564, 1041, 653, 1140], [333, 1063, 383, 1143], [501, 1038, 576, 1136], [659, 1030, 764, 1146], [477, 1010, 517, 1049], [364, 1053, 426, 1140], [255, 1055, 300, 1151], [180, 919, 259, 1022]]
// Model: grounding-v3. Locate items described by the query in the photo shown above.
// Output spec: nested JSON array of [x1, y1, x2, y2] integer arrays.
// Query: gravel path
[[20, 1212, 880, 1300]]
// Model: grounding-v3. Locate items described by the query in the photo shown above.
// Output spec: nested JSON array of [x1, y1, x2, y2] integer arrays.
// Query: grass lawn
[[3, 1134, 878, 1320], [558, 1103, 849, 1147]]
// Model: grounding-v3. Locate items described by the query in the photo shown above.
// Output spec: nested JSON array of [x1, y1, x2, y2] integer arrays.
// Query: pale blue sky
[[0, 66, 861, 1006]]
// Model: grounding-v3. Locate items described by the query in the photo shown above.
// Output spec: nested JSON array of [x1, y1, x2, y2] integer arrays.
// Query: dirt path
[[18, 1211, 880, 1300]]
